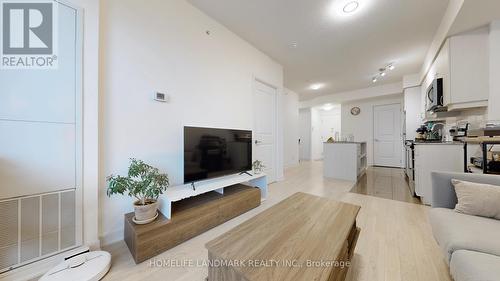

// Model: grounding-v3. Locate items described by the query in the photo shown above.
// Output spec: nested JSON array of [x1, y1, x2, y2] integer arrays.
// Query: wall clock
[[350, 107, 361, 116]]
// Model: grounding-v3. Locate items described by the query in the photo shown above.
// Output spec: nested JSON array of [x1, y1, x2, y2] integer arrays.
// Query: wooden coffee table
[[205, 192, 361, 281]]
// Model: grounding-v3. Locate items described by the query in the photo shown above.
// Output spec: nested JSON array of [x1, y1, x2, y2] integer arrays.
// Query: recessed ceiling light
[[380, 72, 386, 77], [343, 1, 359, 13], [290, 42, 298, 49], [323, 103, 334, 111], [388, 64, 395, 70], [310, 83, 324, 90], [372, 77, 378, 83]]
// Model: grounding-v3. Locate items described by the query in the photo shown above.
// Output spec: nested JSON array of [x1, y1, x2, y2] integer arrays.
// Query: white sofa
[[428, 172, 500, 281]]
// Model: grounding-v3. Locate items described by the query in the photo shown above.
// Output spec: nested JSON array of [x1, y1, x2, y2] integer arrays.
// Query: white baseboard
[[284, 161, 299, 169], [100, 229, 124, 247]]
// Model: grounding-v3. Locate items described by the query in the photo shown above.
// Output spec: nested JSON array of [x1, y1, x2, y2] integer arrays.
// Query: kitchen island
[[324, 142, 367, 182]]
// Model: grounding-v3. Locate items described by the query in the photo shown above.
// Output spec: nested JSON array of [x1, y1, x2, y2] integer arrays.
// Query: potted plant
[[252, 160, 265, 174], [107, 158, 169, 224]]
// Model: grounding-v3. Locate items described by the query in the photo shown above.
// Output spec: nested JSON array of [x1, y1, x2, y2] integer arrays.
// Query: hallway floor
[[350, 166, 421, 204]]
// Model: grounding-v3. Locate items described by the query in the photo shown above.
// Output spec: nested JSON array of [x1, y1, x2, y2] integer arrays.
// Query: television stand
[[239, 171, 253, 176], [159, 172, 267, 219]]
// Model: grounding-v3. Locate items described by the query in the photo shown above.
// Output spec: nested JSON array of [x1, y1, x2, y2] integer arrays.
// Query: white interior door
[[373, 103, 403, 167], [253, 80, 276, 182]]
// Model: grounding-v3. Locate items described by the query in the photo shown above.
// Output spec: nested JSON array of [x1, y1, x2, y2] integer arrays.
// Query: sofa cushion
[[452, 179, 500, 219], [450, 250, 500, 281], [428, 208, 500, 262]]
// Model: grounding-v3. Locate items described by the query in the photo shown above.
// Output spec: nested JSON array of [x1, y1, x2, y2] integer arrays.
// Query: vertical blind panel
[[60, 191, 76, 249], [41, 194, 59, 256], [0, 200, 18, 269], [20, 197, 40, 262]]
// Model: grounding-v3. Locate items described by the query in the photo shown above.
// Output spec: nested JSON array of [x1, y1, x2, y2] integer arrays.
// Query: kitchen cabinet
[[414, 144, 463, 205], [423, 28, 489, 113]]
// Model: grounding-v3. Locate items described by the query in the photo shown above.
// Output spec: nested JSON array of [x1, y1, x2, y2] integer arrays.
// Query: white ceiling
[[187, 0, 449, 100], [449, 0, 500, 36]]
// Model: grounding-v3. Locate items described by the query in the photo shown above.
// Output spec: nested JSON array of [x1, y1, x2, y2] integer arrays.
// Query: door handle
[[374, 139, 380, 142], [255, 140, 262, 145]]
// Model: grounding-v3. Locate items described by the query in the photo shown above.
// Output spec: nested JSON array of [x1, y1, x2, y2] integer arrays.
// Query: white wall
[[283, 89, 299, 168], [319, 107, 342, 142], [489, 21, 500, 120], [341, 94, 404, 166], [313, 106, 342, 159], [310, 108, 322, 160], [299, 108, 312, 160], [99, 0, 283, 244]]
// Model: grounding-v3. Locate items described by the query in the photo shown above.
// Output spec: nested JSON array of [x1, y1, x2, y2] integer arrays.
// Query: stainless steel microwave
[[427, 78, 444, 112]]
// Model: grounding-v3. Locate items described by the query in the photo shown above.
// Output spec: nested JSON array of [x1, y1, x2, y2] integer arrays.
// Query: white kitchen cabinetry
[[414, 144, 463, 205], [432, 30, 489, 111], [422, 29, 489, 117]]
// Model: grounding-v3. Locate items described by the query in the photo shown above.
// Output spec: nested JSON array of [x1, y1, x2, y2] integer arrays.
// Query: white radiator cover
[[0, 190, 77, 272]]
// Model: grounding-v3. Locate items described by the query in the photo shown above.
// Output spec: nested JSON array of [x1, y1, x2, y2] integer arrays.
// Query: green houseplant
[[252, 160, 265, 174], [107, 158, 169, 224]]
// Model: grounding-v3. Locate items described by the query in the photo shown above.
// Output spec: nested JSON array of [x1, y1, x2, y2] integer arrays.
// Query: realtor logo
[[1, 0, 58, 69]]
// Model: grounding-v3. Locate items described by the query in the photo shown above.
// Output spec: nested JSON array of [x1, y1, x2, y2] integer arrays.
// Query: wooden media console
[[124, 184, 261, 263]]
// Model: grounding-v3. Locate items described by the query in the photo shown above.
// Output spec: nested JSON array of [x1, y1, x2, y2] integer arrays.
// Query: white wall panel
[[0, 5, 76, 123], [0, 121, 76, 199]]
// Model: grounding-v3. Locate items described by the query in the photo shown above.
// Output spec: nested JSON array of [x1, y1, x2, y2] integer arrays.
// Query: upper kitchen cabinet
[[426, 28, 489, 112]]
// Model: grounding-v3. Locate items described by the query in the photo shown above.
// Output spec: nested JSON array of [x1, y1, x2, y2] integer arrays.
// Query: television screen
[[184, 126, 252, 183]]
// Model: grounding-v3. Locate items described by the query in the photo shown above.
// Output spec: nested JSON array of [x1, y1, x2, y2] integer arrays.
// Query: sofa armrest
[[431, 172, 500, 209]]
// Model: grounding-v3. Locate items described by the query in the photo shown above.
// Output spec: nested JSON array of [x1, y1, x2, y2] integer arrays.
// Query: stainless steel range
[[404, 140, 416, 196]]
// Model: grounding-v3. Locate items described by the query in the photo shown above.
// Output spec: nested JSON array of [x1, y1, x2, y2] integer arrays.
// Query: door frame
[[372, 102, 404, 168], [252, 76, 280, 182]]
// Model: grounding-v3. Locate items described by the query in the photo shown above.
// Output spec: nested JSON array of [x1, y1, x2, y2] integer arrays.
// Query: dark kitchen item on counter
[[488, 161, 500, 173], [416, 125, 428, 141]]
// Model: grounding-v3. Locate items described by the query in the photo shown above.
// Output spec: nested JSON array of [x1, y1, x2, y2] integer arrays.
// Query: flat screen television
[[184, 126, 252, 183]]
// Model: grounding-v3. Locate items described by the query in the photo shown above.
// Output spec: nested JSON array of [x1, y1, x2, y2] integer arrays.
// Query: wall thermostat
[[154, 92, 169, 102]]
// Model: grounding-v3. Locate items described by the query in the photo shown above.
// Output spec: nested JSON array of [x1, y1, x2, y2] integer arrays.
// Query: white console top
[[164, 172, 267, 202]]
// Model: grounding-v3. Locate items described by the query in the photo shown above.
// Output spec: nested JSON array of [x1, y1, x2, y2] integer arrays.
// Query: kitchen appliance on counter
[[426, 78, 445, 112], [415, 125, 428, 141], [404, 140, 416, 196], [416, 122, 445, 142], [449, 122, 469, 141], [429, 123, 445, 141]]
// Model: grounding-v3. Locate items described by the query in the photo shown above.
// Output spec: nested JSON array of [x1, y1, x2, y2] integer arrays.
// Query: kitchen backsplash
[[441, 107, 488, 134]]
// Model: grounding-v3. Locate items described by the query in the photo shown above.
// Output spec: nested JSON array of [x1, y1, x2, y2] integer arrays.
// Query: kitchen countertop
[[413, 141, 463, 145], [324, 141, 366, 144]]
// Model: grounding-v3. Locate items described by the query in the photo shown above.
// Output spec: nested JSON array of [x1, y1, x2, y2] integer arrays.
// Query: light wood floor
[[350, 166, 421, 204], [102, 161, 451, 281]]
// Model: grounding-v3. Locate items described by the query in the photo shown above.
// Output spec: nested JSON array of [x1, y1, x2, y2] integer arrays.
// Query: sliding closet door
[[0, 1, 82, 272]]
